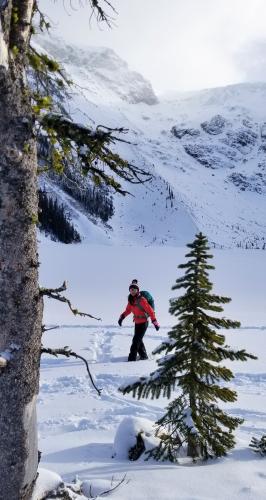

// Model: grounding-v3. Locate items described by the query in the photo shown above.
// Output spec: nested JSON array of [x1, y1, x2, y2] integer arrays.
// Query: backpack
[[127, 291, 155, 310], [139, 290, 155, 310]]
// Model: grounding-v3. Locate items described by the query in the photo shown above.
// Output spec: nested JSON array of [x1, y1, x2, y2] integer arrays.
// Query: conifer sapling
[[120, 233, 257, 461]]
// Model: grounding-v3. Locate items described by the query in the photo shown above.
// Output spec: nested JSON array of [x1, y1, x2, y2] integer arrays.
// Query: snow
[[38, 240, 266, 499], [81, 478, 125, 498], [113, 416, 159, 459], [0, 18, 8, 70], [32, 468, 63, 500], [182, 408, 198, 435], [0, 343, 20, 367]]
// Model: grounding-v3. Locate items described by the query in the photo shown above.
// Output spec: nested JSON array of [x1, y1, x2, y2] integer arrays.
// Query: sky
[[39, 0, 266, 94]]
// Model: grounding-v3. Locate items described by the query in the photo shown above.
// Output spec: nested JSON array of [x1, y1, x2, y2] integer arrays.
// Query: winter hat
[[129, 279, 139, 291]]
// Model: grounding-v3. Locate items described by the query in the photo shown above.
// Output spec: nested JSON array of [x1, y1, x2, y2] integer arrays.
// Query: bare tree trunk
[[0, 17, 43, 499]]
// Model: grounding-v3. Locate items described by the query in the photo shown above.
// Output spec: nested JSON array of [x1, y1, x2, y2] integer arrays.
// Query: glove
[[118, 315, 124, 327], [152, 320, 160, 331]]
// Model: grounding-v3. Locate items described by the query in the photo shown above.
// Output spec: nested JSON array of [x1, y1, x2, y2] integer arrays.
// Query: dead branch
[[88, 0, 117, 27], [93, 473, 128, 497], [40, 281, 101, 321], [41, 346, 102, 396], [69, 473, 128, 498], [42, 325, 60, 333]]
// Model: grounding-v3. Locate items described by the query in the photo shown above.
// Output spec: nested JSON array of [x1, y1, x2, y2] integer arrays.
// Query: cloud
[[235, 39, 266, 82], [38, 0, 266, 92]]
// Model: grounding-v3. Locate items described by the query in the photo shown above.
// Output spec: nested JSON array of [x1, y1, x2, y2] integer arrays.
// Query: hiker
[[118, 279, 160, 361]]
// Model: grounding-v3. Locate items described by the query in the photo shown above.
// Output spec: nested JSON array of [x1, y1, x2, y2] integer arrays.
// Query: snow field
[[38, 324, 266, 500], [38, 242, 266, 498], [39, 241, 266, 327]]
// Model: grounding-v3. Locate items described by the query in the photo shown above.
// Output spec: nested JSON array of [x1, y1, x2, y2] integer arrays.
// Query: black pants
[[128, 322, 148, 361]]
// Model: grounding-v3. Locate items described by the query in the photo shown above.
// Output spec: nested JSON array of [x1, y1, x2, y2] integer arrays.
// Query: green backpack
[[128, 291, 155, 310], [139, 290, 155, 310]]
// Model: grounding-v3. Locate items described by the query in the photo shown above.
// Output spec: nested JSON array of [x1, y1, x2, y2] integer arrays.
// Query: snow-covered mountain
[[38, 37, 266, 249]]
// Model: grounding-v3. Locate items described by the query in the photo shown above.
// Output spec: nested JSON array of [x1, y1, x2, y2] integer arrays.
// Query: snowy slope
[[36, 36, 266, 249]]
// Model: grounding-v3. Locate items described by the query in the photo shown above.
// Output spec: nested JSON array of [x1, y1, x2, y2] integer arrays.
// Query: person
[[118, 279, 160, 361]]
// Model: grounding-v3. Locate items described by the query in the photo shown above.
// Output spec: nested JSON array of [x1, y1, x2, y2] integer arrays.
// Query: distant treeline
[[59, 168, 114, 223], [38, 135, 114, 223], [38, 189, 81, 244]]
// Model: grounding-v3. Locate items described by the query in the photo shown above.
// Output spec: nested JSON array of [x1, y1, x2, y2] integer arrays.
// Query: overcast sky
[[40, 0, 266, 94]]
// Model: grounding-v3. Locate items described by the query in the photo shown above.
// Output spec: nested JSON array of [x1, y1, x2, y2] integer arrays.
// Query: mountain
[[37, 37, 266, 249]]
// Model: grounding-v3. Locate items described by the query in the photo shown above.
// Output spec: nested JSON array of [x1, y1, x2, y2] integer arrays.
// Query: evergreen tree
[[0, 2, 150, 497], [121, 233, 257, 461], [38, 189, 81, 244], [250, 435, 266, 456]]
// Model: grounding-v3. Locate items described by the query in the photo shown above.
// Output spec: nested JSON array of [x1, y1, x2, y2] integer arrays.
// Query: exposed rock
[[259, 144, 266, 153], [223, 128, 257, 153], [201, 114, 227, 135], [242, 118, 253, 129], [184, 143, 237, 169], [128, 432, 146, 461], [171, 126, 200, 139], [228, 172, 266, 193], [261, 123, 266, 138]]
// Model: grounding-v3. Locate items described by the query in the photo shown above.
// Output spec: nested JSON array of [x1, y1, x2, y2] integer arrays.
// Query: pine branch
[[41, 346, 102, 396], [32, 1, 52, 33], [40, 280, 101, 320], [39, 113, 152, 194]]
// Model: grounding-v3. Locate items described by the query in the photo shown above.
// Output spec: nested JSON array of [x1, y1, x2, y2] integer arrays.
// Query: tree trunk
[[0, 53, 43, 500]]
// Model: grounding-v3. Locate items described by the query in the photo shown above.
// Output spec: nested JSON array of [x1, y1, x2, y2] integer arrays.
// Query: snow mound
[[113, 416, 160, 460], [32, 468, 63, 500]]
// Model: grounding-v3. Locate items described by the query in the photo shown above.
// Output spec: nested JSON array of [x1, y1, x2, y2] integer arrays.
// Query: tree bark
[[0, 18, 43, 499]]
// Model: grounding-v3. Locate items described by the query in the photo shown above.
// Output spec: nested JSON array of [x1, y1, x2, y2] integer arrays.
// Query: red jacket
[[121, 294, 156, 324]]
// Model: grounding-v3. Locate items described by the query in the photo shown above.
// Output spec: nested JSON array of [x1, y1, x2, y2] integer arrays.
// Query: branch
[[43, 473, 128, 499], [42, 325, 60, 333], [88, 0, 117, 27], [40, 280, 101, 321], [40, 114, 152, 194], [89, 474, 127, 500], [41, 345, 102, 396], [32, 0, 52, 33]]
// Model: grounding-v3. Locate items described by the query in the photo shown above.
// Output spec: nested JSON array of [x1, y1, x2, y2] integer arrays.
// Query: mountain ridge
[[37, 37, 266, 249]]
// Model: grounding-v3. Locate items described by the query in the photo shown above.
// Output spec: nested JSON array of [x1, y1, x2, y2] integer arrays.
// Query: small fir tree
[[121, 233, 257, 461], [250, 435, 266, 456]]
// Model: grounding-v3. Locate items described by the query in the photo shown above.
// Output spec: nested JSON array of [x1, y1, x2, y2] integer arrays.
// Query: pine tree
[[250, 435, 266, 456], [0, 2, 150, 497], [121, 233, 257, 461]]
